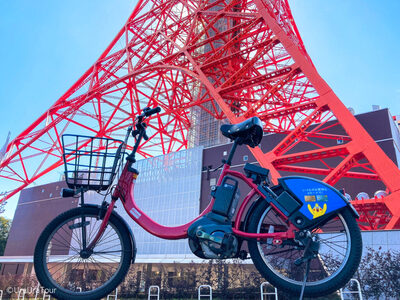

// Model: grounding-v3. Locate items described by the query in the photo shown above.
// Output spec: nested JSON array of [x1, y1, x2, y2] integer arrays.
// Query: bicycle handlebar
[[126, 106, 161, 169], [144, 106, 161, 117]]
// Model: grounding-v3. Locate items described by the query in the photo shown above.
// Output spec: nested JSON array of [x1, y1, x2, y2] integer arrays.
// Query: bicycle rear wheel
[[34, 206, 132, 300], [248, 200, 362, 297]]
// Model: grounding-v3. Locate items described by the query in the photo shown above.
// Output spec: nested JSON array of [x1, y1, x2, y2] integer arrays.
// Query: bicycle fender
[[82, 204, 137, 263], [278, 176, 359, 229], [241, 198, 262, 233]]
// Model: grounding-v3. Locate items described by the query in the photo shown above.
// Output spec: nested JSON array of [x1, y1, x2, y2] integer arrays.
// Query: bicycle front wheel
[[248, 200, 362, 297], [34, 206, 132, 300]]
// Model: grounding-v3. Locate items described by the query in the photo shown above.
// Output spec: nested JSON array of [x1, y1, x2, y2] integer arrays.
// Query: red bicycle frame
[[88, 158, 296, 250]]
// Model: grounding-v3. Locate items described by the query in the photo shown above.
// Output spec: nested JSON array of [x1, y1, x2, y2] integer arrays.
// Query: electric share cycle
[[33, 107, 362, 299]]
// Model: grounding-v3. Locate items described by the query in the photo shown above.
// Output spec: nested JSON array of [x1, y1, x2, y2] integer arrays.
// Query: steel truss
[[1, 0, 399, 229]]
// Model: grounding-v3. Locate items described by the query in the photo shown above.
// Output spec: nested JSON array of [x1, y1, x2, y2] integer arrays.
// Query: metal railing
[[198, 285, 212, 300], [260, 282, 278, 300], [340, 278, 363, 300], [2, 278, 367, 300], [42, 292, 51, 300], [148, 285, 160, 300], [107, 288, 118, 300], [17, 288, 26, 300]]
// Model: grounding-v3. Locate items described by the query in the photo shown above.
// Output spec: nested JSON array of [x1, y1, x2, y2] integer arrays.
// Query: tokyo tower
[[1, 0, 400, 230]]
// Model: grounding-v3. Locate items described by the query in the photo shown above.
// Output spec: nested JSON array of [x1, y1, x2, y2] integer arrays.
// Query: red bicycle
[[34, 107, 362, 299]]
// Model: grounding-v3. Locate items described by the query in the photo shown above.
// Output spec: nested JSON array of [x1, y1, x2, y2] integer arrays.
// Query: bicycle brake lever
[[131, 129, 140, 137]]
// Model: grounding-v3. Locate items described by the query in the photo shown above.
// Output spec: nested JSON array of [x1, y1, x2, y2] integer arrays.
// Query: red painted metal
[[87, 199, 117, 251], [113, 163, 214, 239], [113, 155, 293, 240], [1, 0, 400, 229]]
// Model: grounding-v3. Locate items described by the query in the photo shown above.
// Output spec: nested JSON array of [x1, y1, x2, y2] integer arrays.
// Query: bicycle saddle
[[220, 117, 263, 147]]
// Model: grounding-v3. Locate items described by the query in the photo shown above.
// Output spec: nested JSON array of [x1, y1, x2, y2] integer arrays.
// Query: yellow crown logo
[[308, 203, 327, 219]]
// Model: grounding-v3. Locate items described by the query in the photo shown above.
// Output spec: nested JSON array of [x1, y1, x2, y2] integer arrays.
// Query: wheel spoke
[[252, 206, 352, 286]]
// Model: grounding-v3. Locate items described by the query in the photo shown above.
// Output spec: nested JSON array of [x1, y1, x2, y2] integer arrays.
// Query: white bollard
[[198, 285, 212, 300], [148, 285, 160, 300], [17, 288, 26, 300], [34, 283, 40, 300], [33, 283, 50, 300], [260, 282, 278, 300], [107, 288, 118, 300], [42, 289, 51, 300], [340, 278, 363, 300]]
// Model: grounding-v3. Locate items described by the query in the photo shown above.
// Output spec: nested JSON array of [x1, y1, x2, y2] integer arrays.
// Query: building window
[[41, 189, 45, 193], [49, 193, 53, 198], [243, 155, 248, 161], [131, 147, 202, 256]]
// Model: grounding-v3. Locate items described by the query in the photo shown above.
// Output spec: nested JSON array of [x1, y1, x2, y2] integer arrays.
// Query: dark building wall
[[2, 181, 78, 275]]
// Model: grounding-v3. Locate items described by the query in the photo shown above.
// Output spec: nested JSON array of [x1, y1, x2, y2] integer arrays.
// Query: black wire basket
[[62, 134, 125, 190]]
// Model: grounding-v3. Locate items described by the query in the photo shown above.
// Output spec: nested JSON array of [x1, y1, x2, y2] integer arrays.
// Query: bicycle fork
[[84, 199, 117, 252]]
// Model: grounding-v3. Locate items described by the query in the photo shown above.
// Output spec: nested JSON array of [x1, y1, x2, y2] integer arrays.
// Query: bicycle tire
[[248, 199, 362, 297], [34, 206, 132, 300]]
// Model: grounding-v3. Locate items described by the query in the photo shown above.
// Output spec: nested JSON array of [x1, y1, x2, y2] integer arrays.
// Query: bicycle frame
[[39, 109, 363, 300], [88, 157, 296, 250]]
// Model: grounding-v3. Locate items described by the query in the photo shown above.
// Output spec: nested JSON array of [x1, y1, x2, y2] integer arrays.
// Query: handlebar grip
[[144, 107, 161, 117], [143, 131, 149, 140]]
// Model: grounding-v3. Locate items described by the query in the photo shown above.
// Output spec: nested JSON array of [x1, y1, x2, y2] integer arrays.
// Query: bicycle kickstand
[[294, 234, 315, 300], [299, 258, 310, 300]]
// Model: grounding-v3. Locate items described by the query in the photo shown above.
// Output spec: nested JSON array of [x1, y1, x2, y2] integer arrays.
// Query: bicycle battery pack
[[211, 176, 240, 220]]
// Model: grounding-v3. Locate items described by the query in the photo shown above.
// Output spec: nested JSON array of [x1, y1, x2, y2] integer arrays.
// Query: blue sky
[[290, 0, 400, 114], [1, 0, 400, 218]]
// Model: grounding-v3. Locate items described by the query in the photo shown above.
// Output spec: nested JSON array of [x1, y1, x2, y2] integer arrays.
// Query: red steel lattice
[[1, 0, 400, 229]]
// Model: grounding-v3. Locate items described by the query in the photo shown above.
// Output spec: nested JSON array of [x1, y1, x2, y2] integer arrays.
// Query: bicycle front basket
[[62, 134, 124, 190]]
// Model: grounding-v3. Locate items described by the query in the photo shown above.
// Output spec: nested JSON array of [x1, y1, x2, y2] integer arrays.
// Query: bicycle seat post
[[80, 187, 85, 206], [225, 139, 239, 166]]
